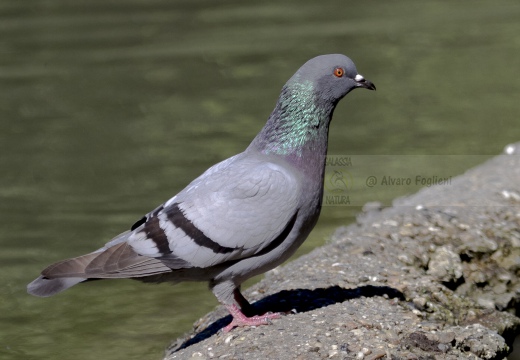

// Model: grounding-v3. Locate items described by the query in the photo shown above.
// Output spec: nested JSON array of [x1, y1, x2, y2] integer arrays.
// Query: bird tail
[[27, 233, 173, 297], [27, 276, 87, 297]]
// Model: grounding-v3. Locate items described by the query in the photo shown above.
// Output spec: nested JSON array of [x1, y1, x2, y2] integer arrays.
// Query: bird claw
[[223, 304, 281, 332]]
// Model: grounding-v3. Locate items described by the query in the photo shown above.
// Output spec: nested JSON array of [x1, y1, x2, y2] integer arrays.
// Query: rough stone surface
[[427, 245, 463, 283], [165, 144, 520, 360]]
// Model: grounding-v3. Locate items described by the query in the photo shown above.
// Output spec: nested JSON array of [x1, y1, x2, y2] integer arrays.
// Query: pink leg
[[233, 288, 253, 315], [223, 304, 281, 332]]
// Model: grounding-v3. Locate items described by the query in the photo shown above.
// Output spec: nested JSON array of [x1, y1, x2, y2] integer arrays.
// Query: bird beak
[[354, 74, 376, 91]]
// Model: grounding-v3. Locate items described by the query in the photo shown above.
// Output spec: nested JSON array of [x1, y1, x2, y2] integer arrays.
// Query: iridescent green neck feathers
[[249, 79, 334, 157]]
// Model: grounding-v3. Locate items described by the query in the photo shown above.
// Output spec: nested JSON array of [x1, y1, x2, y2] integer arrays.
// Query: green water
[[1, 1, 519, 359]]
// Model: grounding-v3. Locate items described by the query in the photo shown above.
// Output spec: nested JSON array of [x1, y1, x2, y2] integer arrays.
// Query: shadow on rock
[[169, 285, 404, 353]]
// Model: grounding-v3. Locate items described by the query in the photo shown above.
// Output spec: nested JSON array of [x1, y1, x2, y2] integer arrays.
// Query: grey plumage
[[27, 54, 375, 331]]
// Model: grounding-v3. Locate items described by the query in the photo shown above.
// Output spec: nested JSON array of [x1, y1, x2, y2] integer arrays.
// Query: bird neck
[[248, 81, 335, 167]]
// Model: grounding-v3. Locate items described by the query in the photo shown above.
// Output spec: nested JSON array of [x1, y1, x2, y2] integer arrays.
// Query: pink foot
[[223, 304, 281, 332]]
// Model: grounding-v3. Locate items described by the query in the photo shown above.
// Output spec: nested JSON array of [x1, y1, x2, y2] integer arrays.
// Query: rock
[[453, 324, 509, 359], [412, 297, 427, 310], [477, 297, 495, 309], [458, 231, 498, 256], [427, 246, 463, 283], [437, 331, 455, 344], [495, 292, 514, 311]]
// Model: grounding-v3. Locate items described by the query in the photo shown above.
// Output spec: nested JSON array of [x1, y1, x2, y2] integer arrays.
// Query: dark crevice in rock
[[442, 276, 465, 291]]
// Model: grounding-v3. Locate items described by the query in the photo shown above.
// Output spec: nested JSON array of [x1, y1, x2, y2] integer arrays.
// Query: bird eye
[[333, 67, 344, 77]]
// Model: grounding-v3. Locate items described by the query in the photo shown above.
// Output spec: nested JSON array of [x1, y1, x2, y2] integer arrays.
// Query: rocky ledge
[[165, 143, 520, 360]]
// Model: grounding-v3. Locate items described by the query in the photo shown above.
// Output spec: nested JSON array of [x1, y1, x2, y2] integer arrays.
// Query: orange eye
[[333, 67, 344, 77]]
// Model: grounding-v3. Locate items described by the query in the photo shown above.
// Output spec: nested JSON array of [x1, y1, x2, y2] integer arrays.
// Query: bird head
[[288, 54, 376, 105]]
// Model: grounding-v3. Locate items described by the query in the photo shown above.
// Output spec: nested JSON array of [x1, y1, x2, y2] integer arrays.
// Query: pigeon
[[27, 54, 375, 332]]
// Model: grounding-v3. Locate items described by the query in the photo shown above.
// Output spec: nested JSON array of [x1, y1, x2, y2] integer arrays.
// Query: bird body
[[28, 54, 375, 331]]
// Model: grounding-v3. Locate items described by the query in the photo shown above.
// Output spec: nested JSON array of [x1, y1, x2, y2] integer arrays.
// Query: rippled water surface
[[1, 1, 519, 359]]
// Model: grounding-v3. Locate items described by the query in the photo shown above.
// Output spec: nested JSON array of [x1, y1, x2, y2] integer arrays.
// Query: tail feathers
[[42, 252, 99, 278], [27, 276, 86, 297], [85, 240, 144, 275], [27, 242, 173, 297]]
